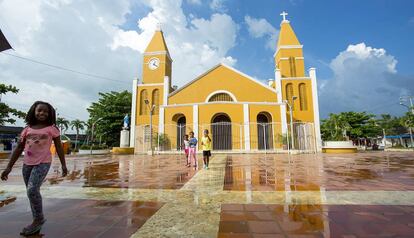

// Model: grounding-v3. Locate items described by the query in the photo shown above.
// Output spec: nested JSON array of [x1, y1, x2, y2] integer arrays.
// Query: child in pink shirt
[[188, 131, 198, 170], [1, 101, 68, 236]]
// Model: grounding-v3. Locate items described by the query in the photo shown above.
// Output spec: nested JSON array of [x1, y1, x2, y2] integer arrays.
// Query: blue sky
[[120, 0, 414, 117], [122, 0, 414, 80], [0, 0, 413, 124]]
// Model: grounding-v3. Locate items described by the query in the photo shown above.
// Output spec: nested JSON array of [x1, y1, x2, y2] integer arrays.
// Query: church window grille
[[139, 89, 148, 115], [208, 93, 233, 102], [299, 83, 308, 111]]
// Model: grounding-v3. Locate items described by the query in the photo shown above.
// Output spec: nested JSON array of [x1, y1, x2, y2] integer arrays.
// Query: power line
[[1, 52, 131, 85]]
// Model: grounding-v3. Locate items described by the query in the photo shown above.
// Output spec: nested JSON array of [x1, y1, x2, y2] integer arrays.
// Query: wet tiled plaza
[[1, 152, 414, 237]]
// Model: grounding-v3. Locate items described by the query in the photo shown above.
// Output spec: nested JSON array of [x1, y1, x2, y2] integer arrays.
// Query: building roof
[[276, 20, 301, 49], [169, 63, 277, 97], [385, 134, 413, 139], [144, 28, 170, 53], [0, 126, 24, 134]]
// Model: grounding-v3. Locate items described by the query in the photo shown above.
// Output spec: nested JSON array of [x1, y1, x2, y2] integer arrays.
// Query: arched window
[[208, 93, 234, 102], [289, 57, 297, 77], [285, 83, 294, 110], [299, 83, 308, 111], [139, 89, 148, 115], [152, 89, 160, 115]]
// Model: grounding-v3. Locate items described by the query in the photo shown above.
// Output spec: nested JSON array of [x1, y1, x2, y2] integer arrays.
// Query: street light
[[90, 117, 103, 154], [144, 99, 156, 156], [284, 96, 297, 150]]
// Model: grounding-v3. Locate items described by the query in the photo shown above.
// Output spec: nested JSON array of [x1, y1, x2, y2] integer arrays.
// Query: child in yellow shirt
[[201, 129, 212, 169]]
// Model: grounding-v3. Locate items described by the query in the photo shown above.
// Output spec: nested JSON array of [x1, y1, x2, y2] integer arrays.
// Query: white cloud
[[0, 0, 137, 127], [319, 43, 411, 117], [210, 0, 227, 13], [0, 0, 238, 127], [244, 15, 278, 50], [112, 0, 238, 87]]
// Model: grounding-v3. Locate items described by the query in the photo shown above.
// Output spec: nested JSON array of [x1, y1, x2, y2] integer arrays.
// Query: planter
[[0, 151, 11, 159], [112, 147, 134, 155], [322, 141, 357, 153], [78, 149, 110, 155]]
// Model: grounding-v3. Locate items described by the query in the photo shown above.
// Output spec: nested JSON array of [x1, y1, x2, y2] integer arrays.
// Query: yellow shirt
[[201, 136, 211, 151]]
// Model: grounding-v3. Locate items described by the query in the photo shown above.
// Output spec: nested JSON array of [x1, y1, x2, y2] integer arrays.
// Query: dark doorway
[[211, 114, 232, 150], [257, 113, 273, 150], [176, 116, 186, 150]]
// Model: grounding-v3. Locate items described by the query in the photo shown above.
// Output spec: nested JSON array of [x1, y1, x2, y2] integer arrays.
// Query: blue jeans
[[22, 163, 51, 220]]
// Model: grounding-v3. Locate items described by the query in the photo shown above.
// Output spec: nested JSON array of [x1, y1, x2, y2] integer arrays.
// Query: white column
[[158, 107, 164, 135], [275, 68, 288, 135], [275, 68, 283, 103], [129, 78, 138, 147], [243, 103, 250, 151], [193, 105, 199, 139], [309, 68, 322, 152], [163, 76, 169, 106]]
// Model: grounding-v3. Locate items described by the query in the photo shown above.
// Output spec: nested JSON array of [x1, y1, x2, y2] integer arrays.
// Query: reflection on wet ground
[[1, 152, 414, 237], [224, 152, 414, 191], [1, 154, 200, 189], [0, 197, 163, 238], [218, 204, 414, 237]]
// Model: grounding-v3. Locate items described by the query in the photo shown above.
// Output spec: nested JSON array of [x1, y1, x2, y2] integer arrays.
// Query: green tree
[[87, 90, 131, 147], [321, 111, 381, 141], [0, 84, 25, 125], [321, 113, 351, 141], [56, 117, 70, 134], [377, 114, 406, 136], [70, 119, 85, 151]]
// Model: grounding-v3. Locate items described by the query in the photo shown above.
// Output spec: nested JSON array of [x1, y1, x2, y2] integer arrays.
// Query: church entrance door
[[211, 113, 232, 150], [257, 112, 273, 150], [176, 116, 186, 150]]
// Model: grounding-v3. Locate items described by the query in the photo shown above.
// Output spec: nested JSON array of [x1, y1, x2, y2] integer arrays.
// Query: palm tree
[[56, 117, 69, 135], [70, 119, 85, 151]]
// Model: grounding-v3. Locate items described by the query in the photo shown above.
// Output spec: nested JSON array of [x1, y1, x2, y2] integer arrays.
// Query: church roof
[[169, 63, 276, 97], [276, 20, 301, 49], [144, 28, 170, 53]]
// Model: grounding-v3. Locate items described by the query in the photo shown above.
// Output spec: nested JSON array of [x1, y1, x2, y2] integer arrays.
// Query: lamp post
[[284, 96, 297, 150], [90, 118, 103, 155], [144, 99, 156, 156]]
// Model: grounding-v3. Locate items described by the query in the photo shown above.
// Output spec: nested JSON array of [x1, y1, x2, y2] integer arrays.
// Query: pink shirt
[[20, 126, 60, 165]]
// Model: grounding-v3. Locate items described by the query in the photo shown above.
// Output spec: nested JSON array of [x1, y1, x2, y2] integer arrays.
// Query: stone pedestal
[[120, 129, 130, 148]]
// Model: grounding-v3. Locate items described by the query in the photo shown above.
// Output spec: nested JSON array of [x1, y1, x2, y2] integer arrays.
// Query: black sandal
[[20, 219, 46, 236]]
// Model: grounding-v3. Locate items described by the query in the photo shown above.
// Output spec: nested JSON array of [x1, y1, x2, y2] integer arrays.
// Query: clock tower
[[142, 24, 172, 85], [131, 24, 173, 148]]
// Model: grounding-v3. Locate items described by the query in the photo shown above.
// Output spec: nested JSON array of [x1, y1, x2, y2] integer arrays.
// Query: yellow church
[[130, 12, 322, 153]]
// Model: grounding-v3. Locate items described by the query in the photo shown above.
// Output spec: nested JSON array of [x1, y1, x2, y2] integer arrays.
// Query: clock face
[[148, 58, 160, 70]]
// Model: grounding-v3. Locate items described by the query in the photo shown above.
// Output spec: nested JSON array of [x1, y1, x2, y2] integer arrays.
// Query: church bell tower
[[273, 12, 322, 151], [131, 24, 173, 148]]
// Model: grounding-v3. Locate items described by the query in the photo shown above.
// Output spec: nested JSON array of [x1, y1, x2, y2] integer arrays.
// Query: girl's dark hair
[[25, 101, 56, 126]]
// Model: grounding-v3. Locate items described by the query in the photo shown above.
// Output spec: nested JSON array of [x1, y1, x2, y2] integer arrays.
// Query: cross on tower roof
[[280, 11, 288, 22]]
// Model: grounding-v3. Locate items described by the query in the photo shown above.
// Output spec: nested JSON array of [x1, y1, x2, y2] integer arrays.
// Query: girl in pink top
[[1, 101, 68, 236]]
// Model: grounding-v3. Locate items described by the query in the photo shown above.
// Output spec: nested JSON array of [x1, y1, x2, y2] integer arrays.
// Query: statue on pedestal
[[123, 114, 130, 130]]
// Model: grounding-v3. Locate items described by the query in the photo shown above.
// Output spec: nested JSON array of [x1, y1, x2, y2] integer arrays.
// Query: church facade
[[130, 14, 322, 153]]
